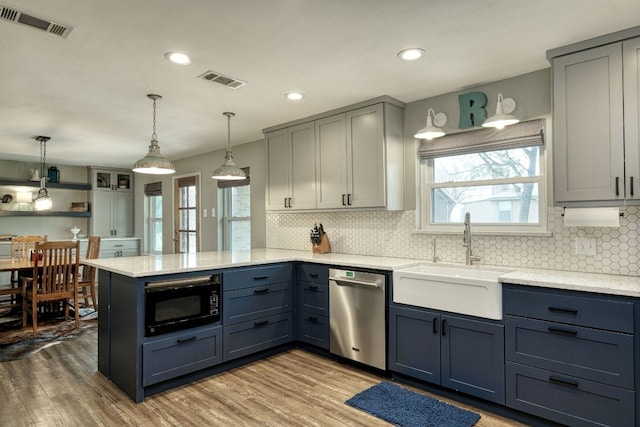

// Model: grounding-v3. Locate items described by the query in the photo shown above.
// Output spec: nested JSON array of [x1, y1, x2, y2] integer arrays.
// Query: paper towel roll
[[563, 207, 620, 227]]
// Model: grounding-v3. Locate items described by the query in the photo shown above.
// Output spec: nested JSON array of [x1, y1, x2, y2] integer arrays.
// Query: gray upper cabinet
[[265, 122, 317, 211], [551, 33, 640, 204], [265, 97, 405, 212]]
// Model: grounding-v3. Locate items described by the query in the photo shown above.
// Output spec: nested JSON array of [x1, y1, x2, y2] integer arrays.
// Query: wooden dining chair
[[22, 240, 80, 335], [0, 235, 47, 310], [78, 236, 100, 310]]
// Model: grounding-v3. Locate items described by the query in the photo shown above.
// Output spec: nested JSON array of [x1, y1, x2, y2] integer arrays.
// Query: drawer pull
[[253, 288, 270, 294], [253, 275, 269, 280], [548, 326, 578, 337], [254, 320, 270, 327], [441, 319, 447, 336], [432, 317, 438, 334], [307, 285, 319, 291], [177, 336, 197, 344], [308, 316, 318, 322], [309, 273, 319, 278], [549, 375, 579, 389], [548, 306, 578, 315]]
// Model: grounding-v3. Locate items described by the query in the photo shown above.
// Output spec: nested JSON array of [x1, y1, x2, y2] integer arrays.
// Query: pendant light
[[33, 136, 52, 211], [132, 94, 176, 175], [212, 112, 246, 180], [414, 108, 447, 140], [482, 93, 520, 129]]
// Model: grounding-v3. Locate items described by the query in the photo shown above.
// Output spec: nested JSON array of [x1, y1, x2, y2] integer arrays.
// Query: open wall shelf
[[0, 179, 91, 191], [0, 211, 91, 217]]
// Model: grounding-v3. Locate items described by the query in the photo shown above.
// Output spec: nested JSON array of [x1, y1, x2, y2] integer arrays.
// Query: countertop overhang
[[84, 248, 640, 298]]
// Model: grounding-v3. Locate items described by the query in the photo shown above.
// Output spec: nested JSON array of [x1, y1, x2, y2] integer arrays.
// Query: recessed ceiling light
[[397, 48, 424, 61], [164, 52, 191, 65], [285, 92, 305, 101]]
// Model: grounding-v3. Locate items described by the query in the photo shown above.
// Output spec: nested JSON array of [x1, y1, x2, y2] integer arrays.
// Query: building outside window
[[218, 167, 251, 251], [144, 181, 163, 254]]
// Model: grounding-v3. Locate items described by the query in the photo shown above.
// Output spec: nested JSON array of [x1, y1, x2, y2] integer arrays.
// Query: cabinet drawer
[[298, 282, 328, 316], [100, 239, 139, 251], [297, 263, 328, 284], [223, 312, 292, 362], [223, 282, 291, 325], [503, 287, 634, 333], [298, 311, 329, 349], [224, 264, 292, 291], [506, 362, 635, 427], [506, 316, 634, 389], [142, 326, 222, 387]]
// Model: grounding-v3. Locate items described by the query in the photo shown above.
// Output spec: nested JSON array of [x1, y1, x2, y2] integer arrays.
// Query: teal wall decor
[[458, 91, 487, 129]]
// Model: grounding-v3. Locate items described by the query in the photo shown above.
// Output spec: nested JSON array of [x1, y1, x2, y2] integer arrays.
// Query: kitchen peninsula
[[88, 249, 640, 426]]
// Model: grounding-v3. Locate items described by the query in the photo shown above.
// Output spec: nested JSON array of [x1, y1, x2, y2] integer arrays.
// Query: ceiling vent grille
[[197, 70, 247, 89], [0, 4, 73, 38]]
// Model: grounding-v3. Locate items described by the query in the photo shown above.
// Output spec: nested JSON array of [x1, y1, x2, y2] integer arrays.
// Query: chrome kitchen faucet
[[463, 213, 481, 265]]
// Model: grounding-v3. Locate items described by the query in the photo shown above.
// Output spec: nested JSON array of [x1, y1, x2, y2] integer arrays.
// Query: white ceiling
[[1, 0, 639, 169]]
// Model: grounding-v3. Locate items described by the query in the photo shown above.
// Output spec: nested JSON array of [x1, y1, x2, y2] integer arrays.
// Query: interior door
[[173, 175, 200, 253]]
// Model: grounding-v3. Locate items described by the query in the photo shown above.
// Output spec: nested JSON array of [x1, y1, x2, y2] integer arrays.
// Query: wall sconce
[[414, 108, 447, 140], [482, 93, 519, 129]]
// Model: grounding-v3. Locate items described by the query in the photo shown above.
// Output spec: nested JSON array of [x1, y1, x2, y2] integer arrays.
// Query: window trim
[[420, 145, 548, 234], [221, 182, 251, 251]]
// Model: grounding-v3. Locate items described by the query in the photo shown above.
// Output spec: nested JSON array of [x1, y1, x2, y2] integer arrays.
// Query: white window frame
[[221, 184, 251, 251], [419, 147, 548, 234], [146, 194, 163, 254]]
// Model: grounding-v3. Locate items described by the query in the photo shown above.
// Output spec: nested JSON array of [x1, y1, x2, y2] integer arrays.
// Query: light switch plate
[[203, 208, 208, 218], [575, 237, 596, 256]]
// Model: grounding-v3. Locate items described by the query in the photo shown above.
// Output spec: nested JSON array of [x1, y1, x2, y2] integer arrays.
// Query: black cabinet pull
[[342, 194, 346, 206], [284, 198, 287, 208], [548, 326, 578, 337], [308, 316, 318, 322], [253, 275, 269, 280], [432, 317, 438, 334], [616, 176, 620, 196], [254, 320, 270, 327], [177, 336, 197, 344], [253, 288, 270, 294], [307, 285, 318, 291], [549, 375, 579, 388], [288, 197, 292, 208], [631, 177, 634, 196], [309, 273, 319, 278], [548, 306, 578, 315], [347, 193, 352, 205], [441, 319, 447, 336]]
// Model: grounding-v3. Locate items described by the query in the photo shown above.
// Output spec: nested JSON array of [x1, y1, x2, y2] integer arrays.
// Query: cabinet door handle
[[347, 193, 352, 205], [615, 176, 620, 196], [342, 194, 346, 206], [631, 176, 634, 196], [432, 317, 438, 334], [253, 287, 270, 294], [284, 198, 287, 208], [253, 275, 269, 280], [549, 375, 579, 389], [441, 319, 447, 336], [309, 273, 319, 278], [289, 197, 292, 208], [548, 306, 578, 315], [177, 336, 197, 344], [307, 285, 318, 291], [308, 316, 318, 322], [254, 320, 270, 327], [548, 326, 578, 337]]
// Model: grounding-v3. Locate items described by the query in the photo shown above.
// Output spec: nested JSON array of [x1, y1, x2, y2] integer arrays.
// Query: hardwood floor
[[0, 331, 527, 426]]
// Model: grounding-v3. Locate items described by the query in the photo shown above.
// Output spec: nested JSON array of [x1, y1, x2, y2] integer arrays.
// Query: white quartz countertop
[[83, 248, 422, 278], [84, 248, 640, 298]]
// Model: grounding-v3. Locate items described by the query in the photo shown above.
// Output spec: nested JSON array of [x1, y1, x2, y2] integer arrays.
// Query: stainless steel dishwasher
[[329, 268, 386, 370]]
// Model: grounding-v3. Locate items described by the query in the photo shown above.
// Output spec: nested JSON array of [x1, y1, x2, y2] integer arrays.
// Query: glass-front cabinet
[[89, 167, 134, 237], [93, 169, 132, 192]]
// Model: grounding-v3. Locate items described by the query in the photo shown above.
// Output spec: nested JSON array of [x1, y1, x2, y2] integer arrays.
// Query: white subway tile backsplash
[[266, 207, 640, 276]]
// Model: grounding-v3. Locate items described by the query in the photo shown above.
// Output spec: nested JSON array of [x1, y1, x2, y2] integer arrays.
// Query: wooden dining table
[[0, 258, 33, 273]]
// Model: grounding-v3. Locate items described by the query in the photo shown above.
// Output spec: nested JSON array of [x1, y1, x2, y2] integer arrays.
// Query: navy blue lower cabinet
[[223, 312, 293, 362], [223, 282, 292, 325], [298, 282, 329, 316], [298, 311, 329, 349], [142, 325, 223, 387], [506, 362, 635, 427], [389, 303, 505, 404]]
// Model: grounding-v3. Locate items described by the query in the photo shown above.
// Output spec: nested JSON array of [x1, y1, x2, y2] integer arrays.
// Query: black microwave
[[144, 274, 221, 337]]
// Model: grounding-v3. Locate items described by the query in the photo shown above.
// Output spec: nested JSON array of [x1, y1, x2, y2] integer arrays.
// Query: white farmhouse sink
[[393, 264, 511, 320]]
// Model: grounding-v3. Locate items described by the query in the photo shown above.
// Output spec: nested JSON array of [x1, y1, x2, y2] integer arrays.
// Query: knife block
[[312, 233, 331, 254]]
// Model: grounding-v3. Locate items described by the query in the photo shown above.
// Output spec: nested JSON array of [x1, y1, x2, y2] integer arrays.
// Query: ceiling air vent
[[197, 70, 247, 89], [0, 4, 73, 38]]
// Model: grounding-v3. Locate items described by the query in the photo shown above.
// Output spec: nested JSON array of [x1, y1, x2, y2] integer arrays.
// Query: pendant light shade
[[482, 93, 520, 129], [212, 112, 246, 180], [414, 108, 447, 140], [33, 136, 52, 211], [133, 94, 176, 175]]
